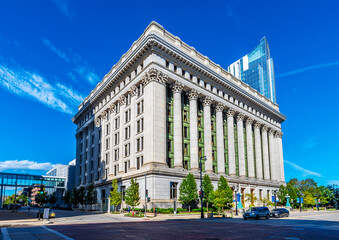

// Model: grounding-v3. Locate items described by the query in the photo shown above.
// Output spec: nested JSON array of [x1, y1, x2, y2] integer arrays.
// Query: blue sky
[[0, 0, 338, 188]]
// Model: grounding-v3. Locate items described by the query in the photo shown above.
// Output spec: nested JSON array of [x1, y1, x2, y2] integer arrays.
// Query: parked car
[[270, 208, 290, 218], [243, 207, 270, 220], [8, 204, 21, 210], [37, 209, 56, 218]]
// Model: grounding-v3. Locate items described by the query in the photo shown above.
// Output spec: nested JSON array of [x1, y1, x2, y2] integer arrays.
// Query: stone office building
[[72, 22, 286, 208]]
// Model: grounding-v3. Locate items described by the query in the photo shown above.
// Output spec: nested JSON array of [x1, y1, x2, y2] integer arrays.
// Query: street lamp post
[[232, 185, 239, 216], [199, 156, 206, 219], [273, 190, 278, 208]]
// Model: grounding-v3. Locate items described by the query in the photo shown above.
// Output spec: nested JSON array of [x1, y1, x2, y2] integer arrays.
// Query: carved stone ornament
[[202, 96, 213, 107], [226, 108, 235, 117], [246, 117, 254, 126], [129, 85, 137, 97], [109, 103, 116, 113], [188, 89, 199, 100], [172, 81, 184, 93], [268, 129, 274, 136], [100, 111, 107, 120], [261, 125, 268, 132], [236, 113, 245, 122], [254, 122, 261, 129], [142, 68, 168, 86], [274, 131, 283, 138], [215, 103, 224, 112], [95, 117, 101, 127], [118, 95, 126, 105]]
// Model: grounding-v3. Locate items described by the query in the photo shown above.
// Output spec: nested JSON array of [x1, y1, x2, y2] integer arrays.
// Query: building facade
[[46, 160, 76, 191], [228, 37, 276, 103], [72, 22, 286, 209]]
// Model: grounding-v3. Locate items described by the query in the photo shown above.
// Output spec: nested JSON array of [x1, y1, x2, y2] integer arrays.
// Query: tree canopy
[[179, 173, 198, 211], [125, 179, 140, 210]]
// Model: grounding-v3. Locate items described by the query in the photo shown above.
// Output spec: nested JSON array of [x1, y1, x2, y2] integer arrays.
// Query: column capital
[[261, 124, 268, 132], [142, 68, 168, 86], [172, 81, 184, 93], [215, 103, 225, 112], [100, 111, 107, 120], [188, 89, 199, 100], [226, 108, 235, 117], [236, 113, 245, 122], [109, 103, 116, 113], [118, 95, 125, 106], [129, 84, 137, 97], [95, 117, 101, 127], [246, 117, 254, 126], [268, 129, 275, 136], [202, 96, 212, 107], [254, 122, 261, 129], [274, 131, 283, 138]]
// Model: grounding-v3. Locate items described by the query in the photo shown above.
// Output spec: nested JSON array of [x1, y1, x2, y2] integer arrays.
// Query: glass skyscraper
[[228, 37, 276, 103]]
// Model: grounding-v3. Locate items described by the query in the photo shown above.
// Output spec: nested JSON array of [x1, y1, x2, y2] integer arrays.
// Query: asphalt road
[[1, 210, 339, 240]]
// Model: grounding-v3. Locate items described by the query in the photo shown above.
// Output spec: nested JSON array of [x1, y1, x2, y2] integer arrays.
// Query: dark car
[[270, 208, 289, 218], [243, 207, 270, 220]]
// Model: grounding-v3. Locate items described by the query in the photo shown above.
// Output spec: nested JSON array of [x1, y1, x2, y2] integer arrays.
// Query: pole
[[235, 190, 238, 216], [0, 177, 3, 208], [275, 191, 277, 208], [144, 173, 147, 217], [199, 157, 204, 219]]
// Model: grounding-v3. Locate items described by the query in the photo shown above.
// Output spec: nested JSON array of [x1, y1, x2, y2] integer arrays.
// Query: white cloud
[[42, 38, 70, 62], [285, 160, 323, 177], [51, 0, 74, 18], [42, 38, 99, 85], [0, 62, 84, 114], [0, 160, 55, 171], [277, 61, 339, 78]]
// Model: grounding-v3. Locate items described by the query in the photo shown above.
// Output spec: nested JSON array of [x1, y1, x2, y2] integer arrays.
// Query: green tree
[[245, 193, 257, 207], [110, 179, 122, 212], [125, 179, 140, 210], [48, 192, 57, 205], [36, 192, 47, 206], [202, 174, 214, 212], [71, 187, 80, 207], [64, 190, 71, 205], [179, 173, 198, 212], [17, 195, 28, 205], [211, 176, 233, 213], [78, 187, 86, 209], [4, 194, 15, 204], [86, 183, 96, 205]]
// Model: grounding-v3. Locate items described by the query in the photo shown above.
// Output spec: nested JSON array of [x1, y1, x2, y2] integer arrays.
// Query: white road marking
[[41, 226, 74, 240], [1, 228, 11, 240]]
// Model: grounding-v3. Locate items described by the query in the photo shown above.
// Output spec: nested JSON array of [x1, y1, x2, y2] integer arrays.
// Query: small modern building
[[46, 160, 76, 191], [72, 22, 286, 209], [228, 37, 276, 103]]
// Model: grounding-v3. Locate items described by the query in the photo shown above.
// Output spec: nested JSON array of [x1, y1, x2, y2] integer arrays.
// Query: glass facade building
[[228, 37, 276, 103]]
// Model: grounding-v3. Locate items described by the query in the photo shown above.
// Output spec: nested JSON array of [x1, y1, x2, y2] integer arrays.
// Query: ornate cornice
[[215, 103, 224, 112], [227, 108, 235, 117], [246, 117, 254, 126], [202, 96, 212, 107], [188, 89, 199, 101]]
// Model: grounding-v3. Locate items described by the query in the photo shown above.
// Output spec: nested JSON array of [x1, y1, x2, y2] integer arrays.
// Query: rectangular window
[[98, 143, 101, 153], [91, 135, 94, 145], [124, 161, 128, 173], [183, 110, 188, 122], [137, 138, 140, 152], [114, 165, 117, 176], [184, 127, 188, 138], [91, 148, 94, 158], [137, 157, 140, 170], [184, 143, 188, 156], [106, 124, 110, 135], [105, 153, 109, 164], [137, 120, 140, 133], [106, 138, 110, 150], [198, 116, 202, 127], [170, 182, 178, 199], [115, 133, 119, 145], [141, 137, 143, 151]]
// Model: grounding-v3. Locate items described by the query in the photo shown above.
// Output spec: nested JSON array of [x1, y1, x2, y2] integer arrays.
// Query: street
[[0, 209, 339, 239]]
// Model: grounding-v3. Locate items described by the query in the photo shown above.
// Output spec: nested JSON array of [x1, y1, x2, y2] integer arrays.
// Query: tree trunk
[[207, 201, 209, 212], [189, 205, 191, 212]]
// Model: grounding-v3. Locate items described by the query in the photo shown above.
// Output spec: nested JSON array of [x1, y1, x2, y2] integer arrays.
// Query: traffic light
[[199, 191, 204, 198], [39, 185, 45, 194], [147, 197, 150, 202], [146, 189, 148, 197]]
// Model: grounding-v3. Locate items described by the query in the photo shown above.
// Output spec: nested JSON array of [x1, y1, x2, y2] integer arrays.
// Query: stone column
[[118, 96, 125, 173], [227, 108, 236, 176], [203, 97, 213, 173], [100, 112, 107, 179], [254, 122, 263, 179], [75, 132, 81, 186], [275, 131, 285, 182], [261, 125, 270, 180], [87, 124, 93, 183], [245, 118, 255, 178], [108, 104, 115, 176], [216, 103, 225, 174], [94, 117, 101, 181], [237, 113, 246, 177], [268, 129, 277, 181], [129, 85, 137, 170], [172, 81, 184, 168], [189, 89, 199, 171], [82, 127, 87, 184]]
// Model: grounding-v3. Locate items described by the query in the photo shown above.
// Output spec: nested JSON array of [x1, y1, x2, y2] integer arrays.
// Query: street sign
[[301, 198, 304, 204], [297, 198, 300, 203]]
